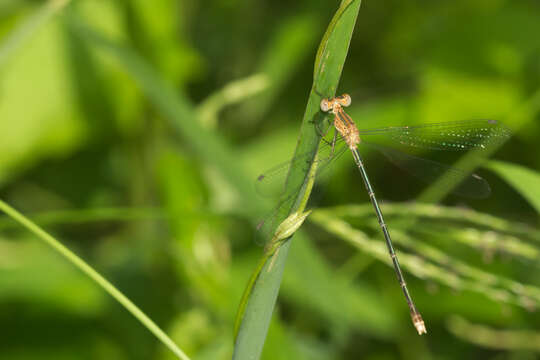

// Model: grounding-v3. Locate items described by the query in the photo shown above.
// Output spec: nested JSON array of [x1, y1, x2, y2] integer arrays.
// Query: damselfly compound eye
[[340, 94, 351, 107], [320, 99, 330, 112]]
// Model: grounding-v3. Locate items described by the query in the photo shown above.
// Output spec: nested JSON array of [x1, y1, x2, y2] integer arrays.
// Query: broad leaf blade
[[487, 160, 540, 214]]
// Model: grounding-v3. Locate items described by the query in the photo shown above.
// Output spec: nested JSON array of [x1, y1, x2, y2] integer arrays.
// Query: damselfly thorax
[[320, 94, 360, 150]]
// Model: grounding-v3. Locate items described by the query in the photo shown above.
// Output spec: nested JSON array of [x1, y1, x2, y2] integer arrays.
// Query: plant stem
[[0, 199, 190, 360]]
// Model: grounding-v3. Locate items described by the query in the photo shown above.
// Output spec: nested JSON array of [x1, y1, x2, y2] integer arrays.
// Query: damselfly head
[[320, 94, 351, 113]]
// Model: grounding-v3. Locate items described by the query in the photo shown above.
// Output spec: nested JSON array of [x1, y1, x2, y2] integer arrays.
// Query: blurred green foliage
[[0, 1, 539, 359]]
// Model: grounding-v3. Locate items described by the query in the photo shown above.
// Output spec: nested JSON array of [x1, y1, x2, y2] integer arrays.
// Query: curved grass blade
[[487, 160, 540, 214], [320, 203, 540, 243], [0, 199, 190, 360], [447, 316, 540, 352]]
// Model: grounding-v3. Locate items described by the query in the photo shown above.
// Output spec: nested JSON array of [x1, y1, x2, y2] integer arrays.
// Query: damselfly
[[256, 93, 511, 335]]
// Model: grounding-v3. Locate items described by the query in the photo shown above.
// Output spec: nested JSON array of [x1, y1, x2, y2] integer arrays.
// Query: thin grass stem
[[0, 199, 190, 360]]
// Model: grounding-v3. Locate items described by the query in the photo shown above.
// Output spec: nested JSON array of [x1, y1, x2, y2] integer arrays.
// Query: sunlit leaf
[[487, 160, 540, 214]]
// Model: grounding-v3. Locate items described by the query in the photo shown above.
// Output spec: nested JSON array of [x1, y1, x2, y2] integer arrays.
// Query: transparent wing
[[364, 142, 491, 198], [359, 120, 511, 151], [254, 120, 510, 244], [255, 140, 348, 198]]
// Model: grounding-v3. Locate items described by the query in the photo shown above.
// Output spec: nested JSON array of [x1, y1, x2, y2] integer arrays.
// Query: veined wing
[[255, 140, 348, 198], [359, 120, 511, 151]]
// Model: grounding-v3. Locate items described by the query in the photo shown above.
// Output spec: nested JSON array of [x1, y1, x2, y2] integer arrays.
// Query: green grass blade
[[447, 316, 540, 351], [233, 1, 362, 359], [197, 73, 269, 128], [333, 203, 540, 260], [486, 160, 540, 214], [0, 0, 70, 67], [0, 207, 164, 230], [0, 199, 191, 360], [321, 203, 540, 242]]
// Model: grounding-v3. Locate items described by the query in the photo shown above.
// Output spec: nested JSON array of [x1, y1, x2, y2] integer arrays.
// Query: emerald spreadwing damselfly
[[256, 94, 511, 334]]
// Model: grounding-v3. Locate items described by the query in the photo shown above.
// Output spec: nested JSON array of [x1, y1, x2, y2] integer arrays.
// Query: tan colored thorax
[[330, 104, 360, 150]]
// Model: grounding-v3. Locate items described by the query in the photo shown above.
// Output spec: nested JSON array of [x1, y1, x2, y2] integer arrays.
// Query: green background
[[1, 0, 539, 359]]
